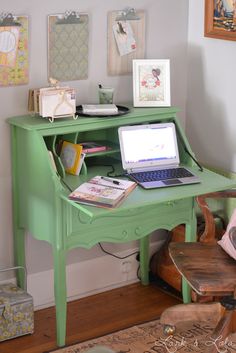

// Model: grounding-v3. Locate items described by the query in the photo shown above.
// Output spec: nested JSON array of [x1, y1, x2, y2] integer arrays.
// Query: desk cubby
[[8, 106, 235, 347], [44, 127, 121, 178]]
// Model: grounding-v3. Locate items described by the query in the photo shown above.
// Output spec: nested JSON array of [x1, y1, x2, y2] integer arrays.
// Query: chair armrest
[[196, 189, 236, 243]]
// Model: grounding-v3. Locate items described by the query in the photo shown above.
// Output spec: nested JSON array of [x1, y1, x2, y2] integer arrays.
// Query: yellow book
[[60, 141, 83, 175]]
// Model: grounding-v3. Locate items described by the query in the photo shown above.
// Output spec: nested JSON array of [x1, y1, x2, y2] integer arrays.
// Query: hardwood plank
[[0, 283, 180, 353]]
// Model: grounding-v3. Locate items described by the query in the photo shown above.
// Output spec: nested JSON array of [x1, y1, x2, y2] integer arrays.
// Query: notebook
[[118, 123, 200, 189]]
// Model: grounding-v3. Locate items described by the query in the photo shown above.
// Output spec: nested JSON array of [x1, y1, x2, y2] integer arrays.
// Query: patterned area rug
[[49, 319, 236, 353]]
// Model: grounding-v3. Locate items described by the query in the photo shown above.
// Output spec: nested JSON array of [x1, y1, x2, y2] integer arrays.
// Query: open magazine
[[68, 176, 136, 208]]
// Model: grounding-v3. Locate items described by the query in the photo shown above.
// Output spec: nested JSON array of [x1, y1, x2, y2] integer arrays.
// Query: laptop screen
[[118, 123, 180, 171]]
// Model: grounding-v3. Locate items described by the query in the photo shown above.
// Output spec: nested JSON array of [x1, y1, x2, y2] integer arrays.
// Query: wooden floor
[[0, 282, 181, 353]]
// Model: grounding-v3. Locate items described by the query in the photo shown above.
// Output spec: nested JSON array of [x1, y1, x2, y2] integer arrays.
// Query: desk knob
[[166, 201, 175, 207], [135, 227, 142, 235]]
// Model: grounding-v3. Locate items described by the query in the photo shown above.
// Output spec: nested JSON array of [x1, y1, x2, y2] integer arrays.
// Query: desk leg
[[11, 126, 26, 290], [53, 248, 67, 347], [140, 235, 150, 285], [182, 209, 197, 303], [14, 227, 26, 289], [182, 279, 191, 304]]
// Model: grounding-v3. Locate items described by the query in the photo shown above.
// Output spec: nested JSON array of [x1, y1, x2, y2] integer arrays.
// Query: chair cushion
[[218, 209, 236, 260]]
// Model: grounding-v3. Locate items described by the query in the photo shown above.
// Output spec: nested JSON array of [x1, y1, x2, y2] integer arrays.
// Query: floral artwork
[[139, 65, 164, 103], [0, 16, 29, 86], [133, 59, 170, 107]]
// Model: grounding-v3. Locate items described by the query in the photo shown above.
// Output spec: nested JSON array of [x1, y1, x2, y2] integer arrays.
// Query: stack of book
[[60, 140, 111, 175], [82, 104, 118, 115], [80, 141, 110, 154], [68, 176, 137, 208]]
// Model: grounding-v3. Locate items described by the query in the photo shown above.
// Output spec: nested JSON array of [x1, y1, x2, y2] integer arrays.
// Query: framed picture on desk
[[132, 59, 171, 107]]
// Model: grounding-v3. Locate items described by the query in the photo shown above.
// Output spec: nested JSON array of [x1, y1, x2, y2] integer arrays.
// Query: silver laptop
[[118, 123, 200, 189]]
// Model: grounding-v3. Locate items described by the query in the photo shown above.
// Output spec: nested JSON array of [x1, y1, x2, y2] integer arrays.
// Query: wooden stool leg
[[212, 309, 233, 338], [207, 309, 234, 353]]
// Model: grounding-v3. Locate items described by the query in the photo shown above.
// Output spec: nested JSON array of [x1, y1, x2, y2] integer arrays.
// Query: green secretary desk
[[8, 106, 235, 347]]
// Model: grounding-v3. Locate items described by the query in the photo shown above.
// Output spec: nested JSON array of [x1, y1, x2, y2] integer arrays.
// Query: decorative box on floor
[[0, 267, 34, 342]]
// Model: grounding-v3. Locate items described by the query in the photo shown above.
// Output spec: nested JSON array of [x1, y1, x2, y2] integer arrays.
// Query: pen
[[101, 176, 121, 185]]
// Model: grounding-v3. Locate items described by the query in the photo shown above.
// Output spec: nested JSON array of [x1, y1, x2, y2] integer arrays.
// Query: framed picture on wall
[[205, 0, 236, 41], [132, 59, 171, 107]]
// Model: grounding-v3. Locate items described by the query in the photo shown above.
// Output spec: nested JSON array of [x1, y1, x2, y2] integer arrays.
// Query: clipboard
[[107, 8, 146, 76], [48, 11, 89, 82], [0, 13, 28, 86]]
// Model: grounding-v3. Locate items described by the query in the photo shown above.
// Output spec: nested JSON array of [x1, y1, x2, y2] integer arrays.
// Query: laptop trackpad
[[163, 179, 182, 186]]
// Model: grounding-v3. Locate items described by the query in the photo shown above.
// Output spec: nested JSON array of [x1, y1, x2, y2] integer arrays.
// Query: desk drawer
[[65, 197, 194, 249]]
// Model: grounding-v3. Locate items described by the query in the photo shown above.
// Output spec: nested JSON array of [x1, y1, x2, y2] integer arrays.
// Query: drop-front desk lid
[[61, 166, 236, 219]]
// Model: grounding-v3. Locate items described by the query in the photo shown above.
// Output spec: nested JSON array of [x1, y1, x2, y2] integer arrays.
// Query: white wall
[[186, 0, 236, 173], [0, 0, 189, 307]]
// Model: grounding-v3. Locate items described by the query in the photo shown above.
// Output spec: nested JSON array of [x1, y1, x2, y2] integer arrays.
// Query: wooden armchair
[[160, 190, 236, 352]]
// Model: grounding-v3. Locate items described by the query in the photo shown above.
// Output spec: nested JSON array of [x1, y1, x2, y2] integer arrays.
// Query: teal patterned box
[[0, 283, 34, 341]]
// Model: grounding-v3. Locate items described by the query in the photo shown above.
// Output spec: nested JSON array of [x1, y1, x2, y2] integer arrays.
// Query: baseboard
[[26, 240, 164, 310]]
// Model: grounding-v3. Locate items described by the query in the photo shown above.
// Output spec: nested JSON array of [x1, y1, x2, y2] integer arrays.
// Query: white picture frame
[[132, 59, 171, 107]]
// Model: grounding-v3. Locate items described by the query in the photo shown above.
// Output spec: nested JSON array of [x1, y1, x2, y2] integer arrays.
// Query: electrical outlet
[[121, 261, 132, 273]]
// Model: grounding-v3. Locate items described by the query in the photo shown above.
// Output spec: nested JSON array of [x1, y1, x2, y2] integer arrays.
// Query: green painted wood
[[8, 107, 236, 347]]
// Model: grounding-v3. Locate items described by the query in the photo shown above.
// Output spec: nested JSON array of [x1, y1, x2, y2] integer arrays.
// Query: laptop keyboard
[[130, 167, 194, 183]]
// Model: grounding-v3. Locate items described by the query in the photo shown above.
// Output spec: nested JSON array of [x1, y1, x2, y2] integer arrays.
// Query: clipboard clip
[[115, 7, 140, 21], [56, 10, 83, 25], [0, 12, 21, 27]]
